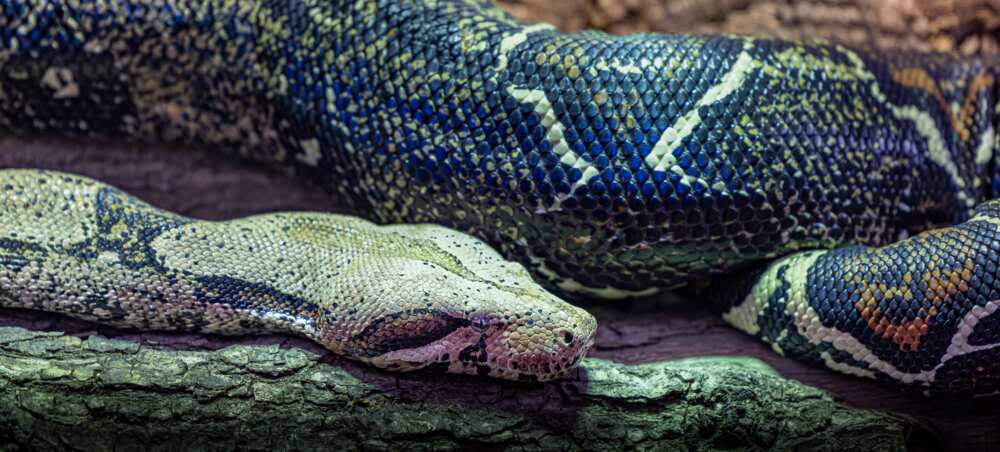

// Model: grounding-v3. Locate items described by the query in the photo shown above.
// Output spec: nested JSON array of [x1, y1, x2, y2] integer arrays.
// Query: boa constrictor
[[2, 0, 1000, 395]]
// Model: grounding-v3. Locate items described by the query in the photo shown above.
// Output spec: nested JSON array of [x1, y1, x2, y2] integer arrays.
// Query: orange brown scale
[[852, 263, 975, 352], [732, 202, 1000, 395], [852, 222, 981, 351], [890, 67, 994, 142]]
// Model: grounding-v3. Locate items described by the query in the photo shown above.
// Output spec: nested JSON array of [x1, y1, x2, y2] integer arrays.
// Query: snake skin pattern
[[0, 169, 596, 380], [2, 0, 1000, 394]]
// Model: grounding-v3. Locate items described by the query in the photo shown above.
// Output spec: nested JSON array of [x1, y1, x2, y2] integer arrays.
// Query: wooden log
[[0, 314, 917, 452]]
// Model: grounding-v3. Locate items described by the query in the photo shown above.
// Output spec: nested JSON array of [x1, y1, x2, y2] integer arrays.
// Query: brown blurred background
[[497, 0, 1000, 56]]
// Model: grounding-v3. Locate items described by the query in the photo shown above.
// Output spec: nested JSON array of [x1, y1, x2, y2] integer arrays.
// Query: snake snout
[[459, 295, 597, 382]]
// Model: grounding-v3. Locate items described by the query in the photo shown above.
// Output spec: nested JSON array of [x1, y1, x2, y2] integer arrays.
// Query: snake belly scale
[[2, 0, 1000, 394]]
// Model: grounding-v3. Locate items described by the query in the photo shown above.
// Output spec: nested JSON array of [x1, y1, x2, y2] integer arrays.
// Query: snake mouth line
[[353, 308, 596, 381], [350, 308, 474, 359]]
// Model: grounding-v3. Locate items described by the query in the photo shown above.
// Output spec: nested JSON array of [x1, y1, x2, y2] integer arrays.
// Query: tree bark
[[0, 321, 920, 452]]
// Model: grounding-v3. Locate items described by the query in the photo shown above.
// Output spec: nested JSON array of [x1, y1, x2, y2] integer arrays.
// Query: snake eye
[[470, 314, 491, 330], [352, 309, 471, 356], [562, 331, 574, 344]]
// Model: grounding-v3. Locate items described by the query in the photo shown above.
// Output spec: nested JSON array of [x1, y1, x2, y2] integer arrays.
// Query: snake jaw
[[350, 300, 597, 381], [441, 269, 598, 381], [321, 247, 597, 380], [361, 320, 483, 373], [442, 289, 598, 382]]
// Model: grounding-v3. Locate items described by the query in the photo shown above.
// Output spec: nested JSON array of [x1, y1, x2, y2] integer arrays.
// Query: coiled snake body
[[2, 0, 1000, 395]]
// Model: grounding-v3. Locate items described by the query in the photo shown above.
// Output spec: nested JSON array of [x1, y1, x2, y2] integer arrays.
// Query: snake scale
[[2, 0, 1000, 395]]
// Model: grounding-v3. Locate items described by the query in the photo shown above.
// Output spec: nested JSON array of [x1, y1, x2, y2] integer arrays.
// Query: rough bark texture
[[0, 137, 970, 452], [0, 322, 919, 452]]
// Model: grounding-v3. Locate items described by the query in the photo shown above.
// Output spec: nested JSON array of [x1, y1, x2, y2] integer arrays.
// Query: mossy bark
[[0, 325, 922, 452]]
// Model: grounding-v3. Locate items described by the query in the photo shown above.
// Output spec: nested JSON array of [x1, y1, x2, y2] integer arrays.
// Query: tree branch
[[0, 324, 923, 452]]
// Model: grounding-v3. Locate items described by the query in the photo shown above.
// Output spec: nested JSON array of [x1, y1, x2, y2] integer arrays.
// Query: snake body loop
[[1, 0, 1000, 394]]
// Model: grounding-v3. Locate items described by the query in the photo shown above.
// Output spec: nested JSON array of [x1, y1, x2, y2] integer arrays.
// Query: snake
[[2, 0, 1000, 396]]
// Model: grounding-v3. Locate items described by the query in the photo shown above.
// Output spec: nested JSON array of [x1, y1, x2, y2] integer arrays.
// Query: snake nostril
[[563, 331, 574, 344]]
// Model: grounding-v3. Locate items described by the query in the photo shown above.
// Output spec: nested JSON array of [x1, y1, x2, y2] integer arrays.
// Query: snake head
[[322, 223, 597, 381]]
